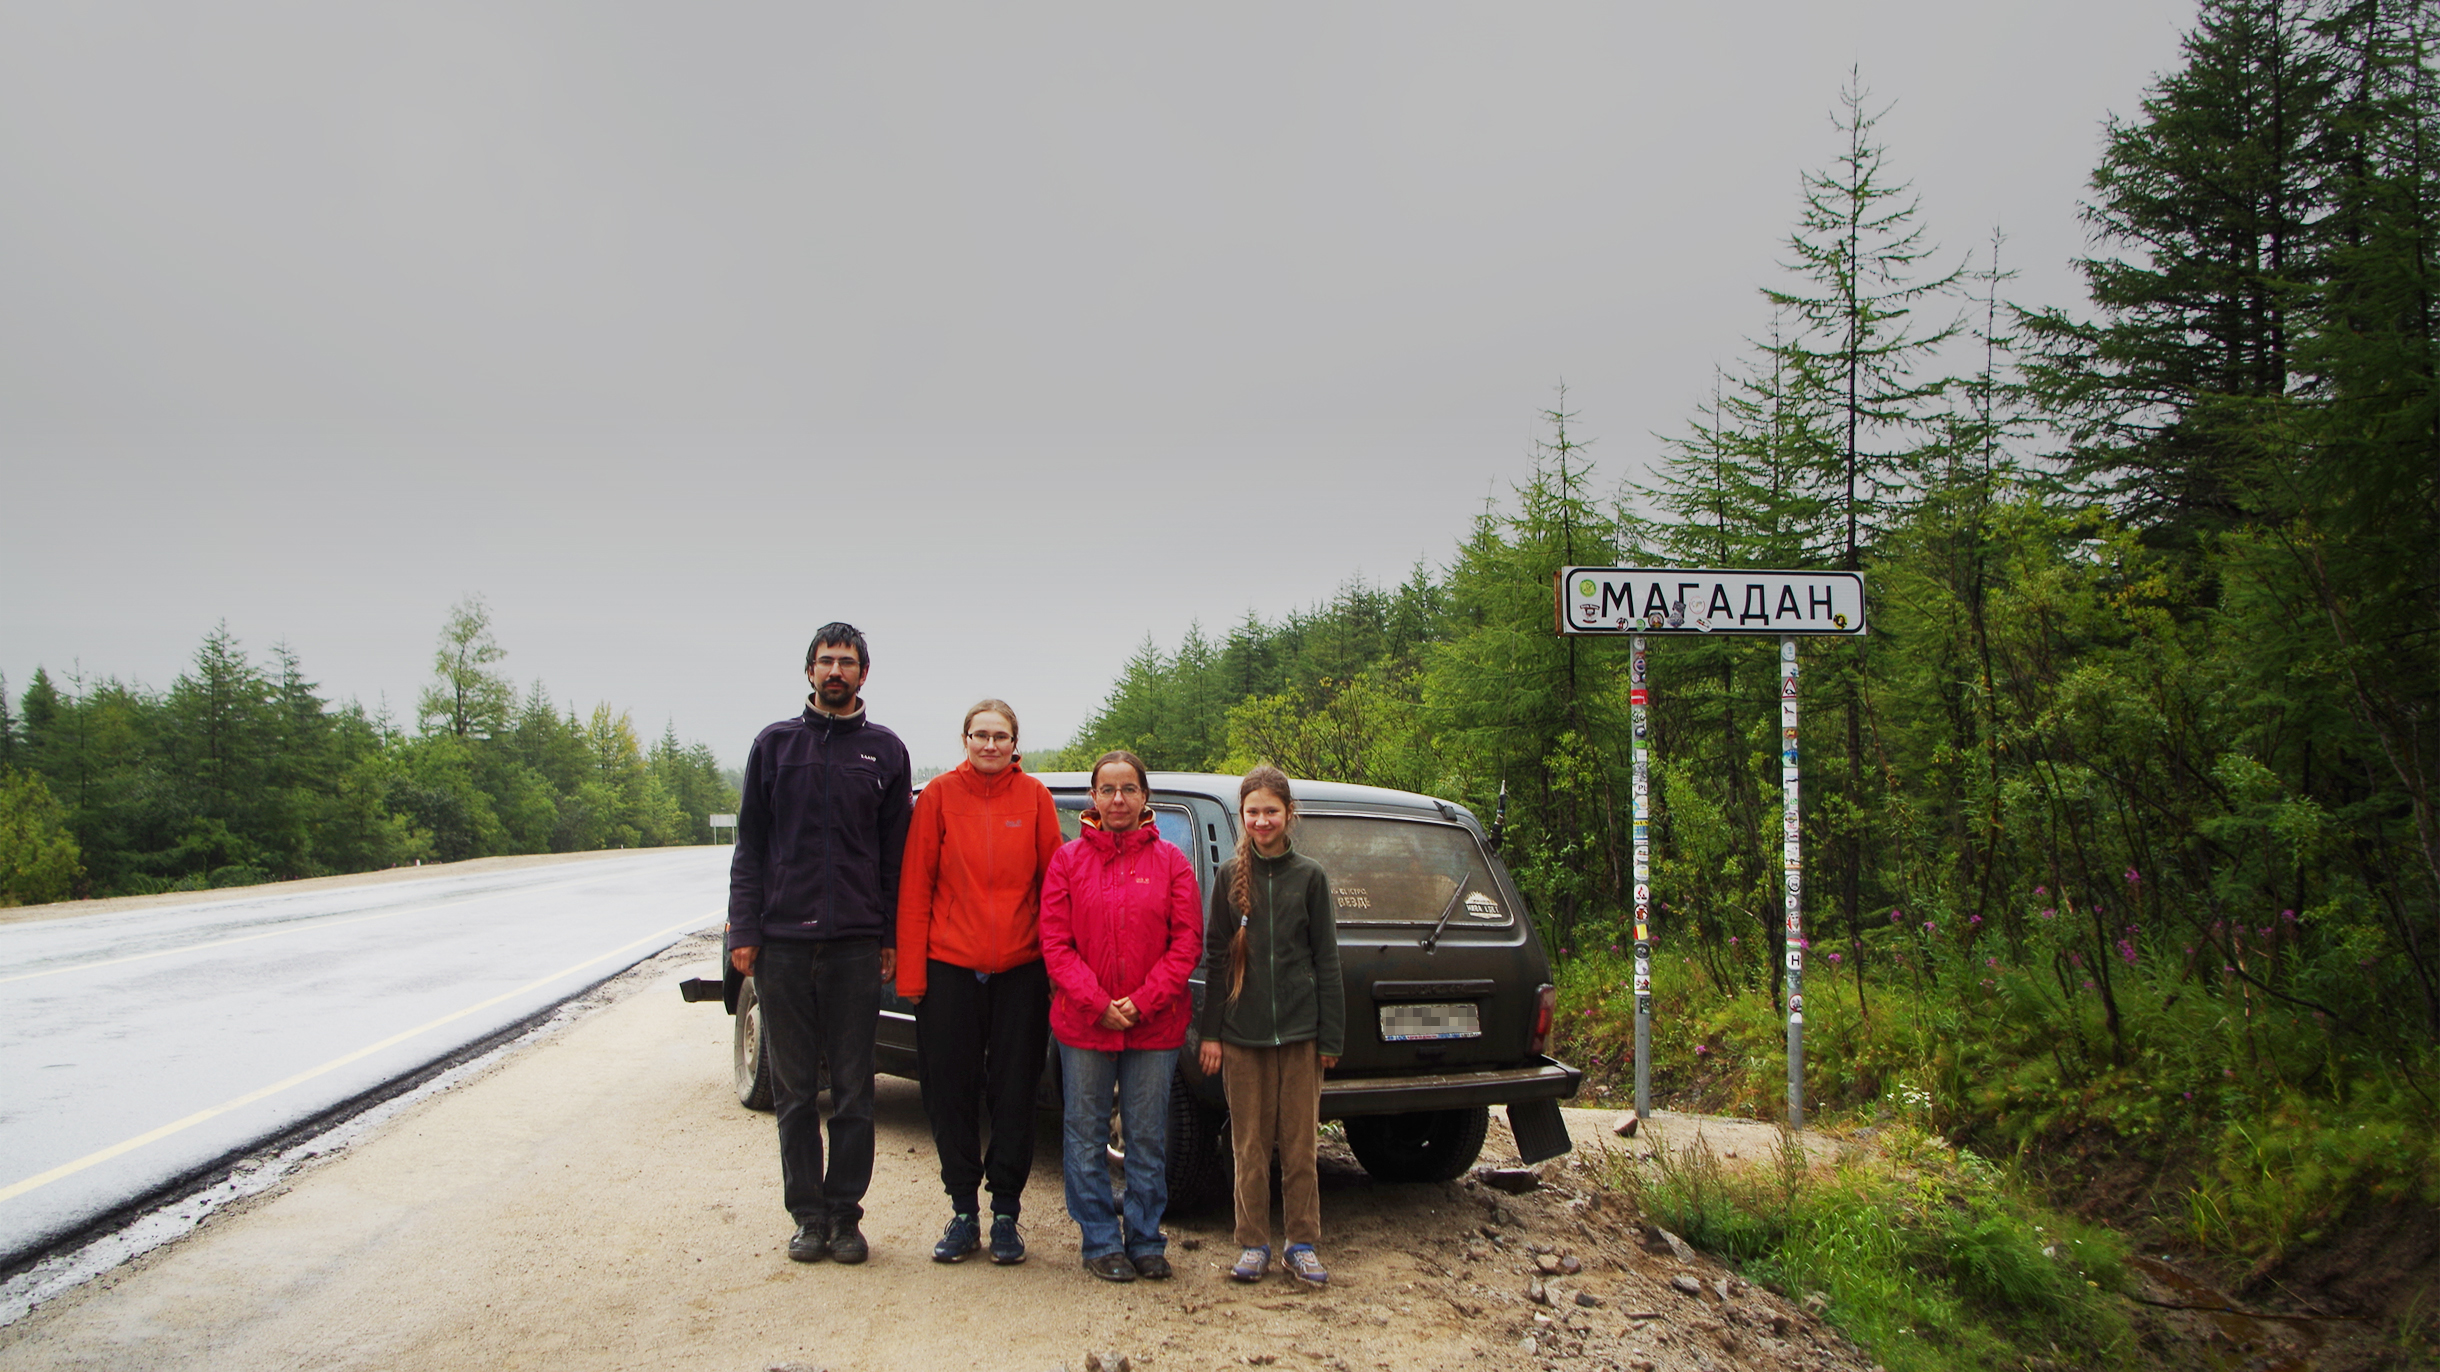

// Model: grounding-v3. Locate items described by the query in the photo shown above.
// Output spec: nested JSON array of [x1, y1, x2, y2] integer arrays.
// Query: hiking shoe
[[1228, 1245, 1271, 1283], [933, 1212, 980, 1263], [828, 1221, 869, 1265], [988, 1213, 1026, 1265], [1284, 1243, 1328, 1287], [1130, 1252, 1173, 1280], [1084, 1252, 1137, 1282], [787, 1219, 829, 1263]]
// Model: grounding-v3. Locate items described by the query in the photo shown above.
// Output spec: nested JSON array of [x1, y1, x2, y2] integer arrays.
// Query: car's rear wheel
[[1163, 1073, 1230, 1215], [1344, 1106, 1488, 1183], [733, 976, 774, 1111]]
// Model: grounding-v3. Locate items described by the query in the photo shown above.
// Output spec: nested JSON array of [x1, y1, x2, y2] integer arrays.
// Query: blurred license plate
[[1379, 1002, 1481, 1041]]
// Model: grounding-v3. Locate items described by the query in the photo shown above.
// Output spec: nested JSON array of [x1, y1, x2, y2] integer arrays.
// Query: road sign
[[1555, 567, 1867, 636], [709, 813, 737, 828]]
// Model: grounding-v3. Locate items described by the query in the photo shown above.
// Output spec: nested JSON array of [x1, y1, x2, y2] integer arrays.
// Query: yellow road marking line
[[0, 911, 719, 1207]]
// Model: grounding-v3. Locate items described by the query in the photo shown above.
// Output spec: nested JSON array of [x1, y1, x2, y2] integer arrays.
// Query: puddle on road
[[2127, 1256, 2324, 1371]]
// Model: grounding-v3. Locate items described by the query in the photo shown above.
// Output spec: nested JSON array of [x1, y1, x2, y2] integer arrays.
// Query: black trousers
[[757, 937, 882, 1227], [914, 956, 1051, 1217]]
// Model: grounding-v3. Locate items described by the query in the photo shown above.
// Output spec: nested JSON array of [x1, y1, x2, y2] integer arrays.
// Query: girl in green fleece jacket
[[1195, 764, 1344, 1287]]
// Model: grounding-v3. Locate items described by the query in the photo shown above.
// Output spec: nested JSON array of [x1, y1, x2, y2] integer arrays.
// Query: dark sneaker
[[828, 1221, 869, 1265], [1130, 1252, 1173, 1280], [787, 1220, 829, 1263], [988, 1213, 1026, 1265], [933, 1213, 980, 1263], [1083, 1252, 1137, 1282]]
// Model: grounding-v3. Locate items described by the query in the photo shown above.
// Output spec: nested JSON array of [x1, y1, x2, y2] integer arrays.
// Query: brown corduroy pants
[[1220, 1040, 1323, 1248]]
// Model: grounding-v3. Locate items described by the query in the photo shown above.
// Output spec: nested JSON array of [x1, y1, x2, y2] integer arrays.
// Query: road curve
[[0, 847, 728, 1270]]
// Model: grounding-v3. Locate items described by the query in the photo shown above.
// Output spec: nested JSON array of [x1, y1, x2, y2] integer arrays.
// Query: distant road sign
[[1555, 567, 1867, 636], [709, 813, 737, 828]]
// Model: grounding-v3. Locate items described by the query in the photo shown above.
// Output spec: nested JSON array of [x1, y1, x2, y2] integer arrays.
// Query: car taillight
[[1530, 982, 1556, 1055]]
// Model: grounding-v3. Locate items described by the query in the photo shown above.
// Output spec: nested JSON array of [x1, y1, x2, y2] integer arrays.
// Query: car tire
[[1163, 1072, 1230, 1215], [1344, 1106, 1489, 1184], [733, 976, 775, 1111]]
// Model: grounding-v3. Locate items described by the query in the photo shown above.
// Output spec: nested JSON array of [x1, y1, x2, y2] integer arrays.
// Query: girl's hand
[[1098, 999, 1139, 1031], [1319, 1054, 1339, 1071], [1198, 1041, 1222, 1075]]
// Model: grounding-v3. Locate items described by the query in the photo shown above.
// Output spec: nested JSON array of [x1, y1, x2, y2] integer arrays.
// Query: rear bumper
[[1316, 1057, 1582, 1118]]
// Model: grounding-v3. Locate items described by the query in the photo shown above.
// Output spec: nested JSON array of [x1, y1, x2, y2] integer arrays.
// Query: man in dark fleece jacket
[[728, 622, 912, 1265]]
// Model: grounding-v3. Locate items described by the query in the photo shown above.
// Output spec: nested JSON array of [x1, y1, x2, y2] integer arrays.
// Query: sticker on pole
[[1555, 568, 1868, 636]]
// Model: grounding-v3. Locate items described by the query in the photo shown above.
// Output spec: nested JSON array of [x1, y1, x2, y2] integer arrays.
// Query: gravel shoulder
[[0, 935, 1877, 1372]]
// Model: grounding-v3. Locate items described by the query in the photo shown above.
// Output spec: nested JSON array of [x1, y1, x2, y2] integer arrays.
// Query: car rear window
[[1295, 815, 1513, 926]]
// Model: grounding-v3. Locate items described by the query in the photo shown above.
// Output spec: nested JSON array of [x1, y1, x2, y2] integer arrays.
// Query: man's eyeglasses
[[965, 731, 1014, 746], [811, 655, 861, 671], [1092, 784, 1144, 800]]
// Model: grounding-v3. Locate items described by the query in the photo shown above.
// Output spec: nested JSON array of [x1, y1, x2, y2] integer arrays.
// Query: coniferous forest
[[0, 595, 737, 902], [1048, 2, 2439, 1360]]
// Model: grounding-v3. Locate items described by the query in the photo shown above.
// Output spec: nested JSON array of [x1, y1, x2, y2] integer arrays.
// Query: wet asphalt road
[[0, 848, 728, 1270]]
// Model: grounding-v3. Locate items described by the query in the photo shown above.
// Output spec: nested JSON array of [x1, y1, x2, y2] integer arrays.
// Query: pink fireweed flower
[[2067, 952, 2083, 968], [1986, 957, 1999, 969], [1922, 921, 1937, 934], [1827, 952, 1842, 964], [2117, 939, 2138, 966], [2034, 886, 2047, 896], [2125, 867, 2141, 885], [2041, 908, 2056, 920], [1969, 915, 1983, 927], [2281, 909, 2297, 923]]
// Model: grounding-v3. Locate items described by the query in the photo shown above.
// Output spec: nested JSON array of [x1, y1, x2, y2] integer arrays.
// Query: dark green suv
[[688, 773, 1582, 1208]]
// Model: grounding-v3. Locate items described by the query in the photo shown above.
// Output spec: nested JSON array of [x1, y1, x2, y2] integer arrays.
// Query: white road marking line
[[0, 862, 701, 987], [0, 907, 444, 987], [0, 911, 719, 1208]]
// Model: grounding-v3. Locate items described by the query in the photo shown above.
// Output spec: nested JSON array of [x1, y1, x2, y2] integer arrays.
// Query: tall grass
[[1597, 1121, 2133, 1372]]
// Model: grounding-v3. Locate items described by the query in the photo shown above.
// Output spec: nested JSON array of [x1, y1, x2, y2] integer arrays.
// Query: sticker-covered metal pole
[[1630, 636, 1652, 1119], [1780, 635, 1804, 1129]]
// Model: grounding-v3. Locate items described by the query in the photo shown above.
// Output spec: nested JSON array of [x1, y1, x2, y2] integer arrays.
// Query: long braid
[[1226, 825, 1254, 1005], [1226, 765, 1295, 1006]]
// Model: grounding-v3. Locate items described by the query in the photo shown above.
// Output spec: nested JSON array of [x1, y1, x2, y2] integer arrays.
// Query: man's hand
[[730, 946, 758, 977], [879, 948, 897, 984], [1198, 1040, 1222, 1075], [1320, 1054, 1339, 1070]]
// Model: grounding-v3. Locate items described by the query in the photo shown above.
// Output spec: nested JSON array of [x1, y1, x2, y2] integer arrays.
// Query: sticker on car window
[[1464, 892, 1502, 918]]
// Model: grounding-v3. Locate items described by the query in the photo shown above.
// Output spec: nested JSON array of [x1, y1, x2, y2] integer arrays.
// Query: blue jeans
[[1057, 1042, 1178, 1261], [756, 937, 882, 1227]]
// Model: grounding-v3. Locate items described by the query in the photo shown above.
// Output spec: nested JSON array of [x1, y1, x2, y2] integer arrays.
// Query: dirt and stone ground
[[0, 930, 1886, 1372]]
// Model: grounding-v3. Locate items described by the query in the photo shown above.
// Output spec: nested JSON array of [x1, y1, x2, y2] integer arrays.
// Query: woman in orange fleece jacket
[[896, 698, 1064, 1266]]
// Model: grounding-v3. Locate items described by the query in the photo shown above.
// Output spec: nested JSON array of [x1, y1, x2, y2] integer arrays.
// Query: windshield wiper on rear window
[[1419, 868, 1473, 952]]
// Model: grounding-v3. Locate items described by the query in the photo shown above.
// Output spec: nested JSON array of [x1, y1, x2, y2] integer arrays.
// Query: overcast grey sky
[[1, 2, 2196, 770]]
